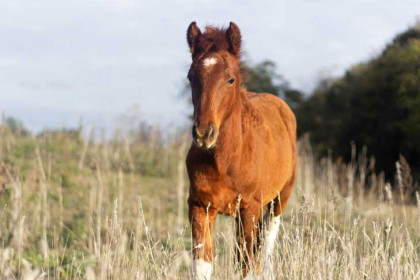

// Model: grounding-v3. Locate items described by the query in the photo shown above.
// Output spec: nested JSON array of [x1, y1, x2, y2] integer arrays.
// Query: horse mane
[[196, 26, 231, 55]]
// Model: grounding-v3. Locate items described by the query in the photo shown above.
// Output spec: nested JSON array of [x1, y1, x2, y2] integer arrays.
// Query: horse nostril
[[208, 125, 216, 141], [193, 125, 206, 138], [192, 124, 217, 148], [192, 126, 198, 139], [208, 125, 213, 138]]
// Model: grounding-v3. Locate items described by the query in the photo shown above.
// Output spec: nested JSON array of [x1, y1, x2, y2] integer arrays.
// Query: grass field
[[0, 122, 419, 279]]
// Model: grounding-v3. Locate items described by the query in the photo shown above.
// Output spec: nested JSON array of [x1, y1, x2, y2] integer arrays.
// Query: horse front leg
[[236, 205, 261, 279], [189, 201, 218, 280]]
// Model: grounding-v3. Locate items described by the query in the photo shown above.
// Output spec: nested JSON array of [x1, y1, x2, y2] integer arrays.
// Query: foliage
[[5, 117, 30, 137], [296, 24, 420, 181], [242, 59, 304, 109], [241, 60, 286, 95]]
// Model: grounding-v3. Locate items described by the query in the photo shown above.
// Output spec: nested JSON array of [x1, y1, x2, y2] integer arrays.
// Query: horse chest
[[190, 164, 261, 215]]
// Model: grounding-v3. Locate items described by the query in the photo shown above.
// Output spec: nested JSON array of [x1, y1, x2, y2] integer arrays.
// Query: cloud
[[19, 80, 73, 90]]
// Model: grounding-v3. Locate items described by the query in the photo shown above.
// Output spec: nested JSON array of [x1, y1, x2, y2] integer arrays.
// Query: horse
[[185, 21, 297, 279]]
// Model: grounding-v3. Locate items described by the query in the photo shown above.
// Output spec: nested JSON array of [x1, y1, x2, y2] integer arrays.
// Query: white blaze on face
[[192, 259, 212, 280], [203, 57, 217, 68]]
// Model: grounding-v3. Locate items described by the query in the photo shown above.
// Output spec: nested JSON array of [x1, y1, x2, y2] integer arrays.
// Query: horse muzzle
[[192, 123, 218, 149]]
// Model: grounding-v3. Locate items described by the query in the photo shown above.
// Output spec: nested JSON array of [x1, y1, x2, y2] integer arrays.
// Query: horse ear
[[226, 22, 241, 56], [187, 21, 201, 54]]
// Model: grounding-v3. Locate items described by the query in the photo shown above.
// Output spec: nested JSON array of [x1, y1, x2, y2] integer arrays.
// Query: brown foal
[[185, 21, 297, 279]]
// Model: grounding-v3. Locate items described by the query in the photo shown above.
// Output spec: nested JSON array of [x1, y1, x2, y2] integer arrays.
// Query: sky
[[0, 0, 419, 132]]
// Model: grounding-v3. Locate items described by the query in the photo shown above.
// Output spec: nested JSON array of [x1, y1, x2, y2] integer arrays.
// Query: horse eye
[[227, 77, 235, 85]]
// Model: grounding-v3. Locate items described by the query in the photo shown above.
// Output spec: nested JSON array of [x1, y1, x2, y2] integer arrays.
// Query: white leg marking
[[264, 215, 280, 261], [203, 57, 217, 68], [243, 270, 256, 280], [192, 259, 212, 280], [261, 215, 281, 280]]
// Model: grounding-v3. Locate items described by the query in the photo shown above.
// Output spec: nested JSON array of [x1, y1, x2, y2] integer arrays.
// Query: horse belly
[[258, 132, 293, 206]]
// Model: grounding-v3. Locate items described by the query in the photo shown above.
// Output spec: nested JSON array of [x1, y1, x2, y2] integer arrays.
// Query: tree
[[297, 24, 420, 181], [241, 60, 286, 95], [241, 60, 304, 109], [5, 117, 29, 136]]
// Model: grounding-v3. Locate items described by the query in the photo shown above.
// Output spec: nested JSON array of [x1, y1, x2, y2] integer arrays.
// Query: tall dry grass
[[0, 121, 419, 279]]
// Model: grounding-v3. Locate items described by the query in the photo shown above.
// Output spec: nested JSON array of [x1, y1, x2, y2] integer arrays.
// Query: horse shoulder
[[246, 93, 296, 136], [247, 92, 297, 167]]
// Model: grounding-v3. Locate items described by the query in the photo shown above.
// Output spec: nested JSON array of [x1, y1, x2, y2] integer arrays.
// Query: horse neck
[[213, 89, 246, 171]]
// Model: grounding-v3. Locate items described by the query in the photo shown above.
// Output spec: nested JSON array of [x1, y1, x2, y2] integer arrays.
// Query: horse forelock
[[196, 26, 230, 55], [191, 26, 248, 84]]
